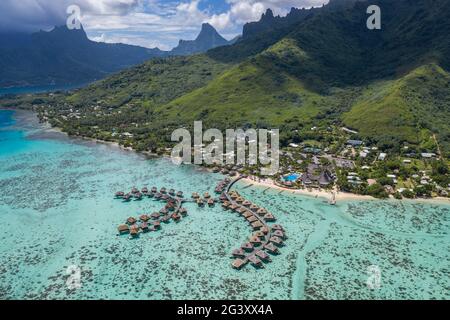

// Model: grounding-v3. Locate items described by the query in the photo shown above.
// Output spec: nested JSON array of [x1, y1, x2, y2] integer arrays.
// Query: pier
[[218, 176, 287, 270], [115, 186, 189, 238], [114, 176, 286, 270]]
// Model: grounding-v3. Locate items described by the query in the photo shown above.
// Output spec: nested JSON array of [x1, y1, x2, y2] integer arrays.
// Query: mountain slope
[[6, 0, 449, 156], [0, 26, 166, 88]]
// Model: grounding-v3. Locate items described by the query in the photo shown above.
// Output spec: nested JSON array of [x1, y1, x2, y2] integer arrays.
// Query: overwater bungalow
[[169, 189, 176, 196], [253, 231, 265, 239], [159, 208, 169, 215], [179, 208, 188, 217], [219, 194, 228, 202], [256, 208, 267, 216], [236, 207, 246, 214], [260, 226, 270, 235], [161, 194, 170, 201], [270, 236, 284, 247], [236, 197, 245, 204], [172, 213, 181, 222], [140, 214, 150, 222], [232, 249, 246, 259], [127, 217, 137, 225], [160, 187, 167, 194], [232, 259, 247, 270], [249, 204, 259, 211], [176, 191, 184, 198], [192, 192, 200, 199], [249, 235, 262, 247], [255, 250, 271, 262], [264, 213, 276, 222], [272, 224, 284, 231], [203, 192, 211, 199], [241, 242, 254, 252], [251, 221, 264, 230], [117, 224, 130, 234], [263, 243, 279, 255], [243, 200, 252, 207], [154, 193, 162, 200], [131, 187, 139, 194], [161, 215, 171, 223], [141, 187, 149, 194], [247, 216, 258, 223], [208, 199, 215, 207], [153, 221, 161, 230], [166, 203, 175, 211], [147, 192, 154, 198], [141, 222, 149, 232], [130, 225, 140, 238], [133, 192, 143, 200], [273, 230, 287, 240], [123, 194, 132, 202], [248, 255, 263, 268], [222, 201, 231, 209], [151, 187, 158, 193], [230, 193, 238, 201], [197, 199, 205, 207], [115, 191, 125, 198], [151, 212, 160, 220]]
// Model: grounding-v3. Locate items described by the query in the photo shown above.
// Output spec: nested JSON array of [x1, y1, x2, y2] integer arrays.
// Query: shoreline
[[4, 108, 450, 205], [240, 178, 450, 205]]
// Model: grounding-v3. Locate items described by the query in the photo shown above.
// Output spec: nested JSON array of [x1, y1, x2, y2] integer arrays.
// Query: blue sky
[[0, 0, 328, 50]]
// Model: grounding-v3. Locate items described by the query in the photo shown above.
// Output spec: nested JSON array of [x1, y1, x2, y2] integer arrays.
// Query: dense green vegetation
[[1, 0, 449, 158]]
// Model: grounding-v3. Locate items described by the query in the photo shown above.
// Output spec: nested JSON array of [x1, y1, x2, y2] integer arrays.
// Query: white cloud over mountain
[[0, 0, 328, 49]]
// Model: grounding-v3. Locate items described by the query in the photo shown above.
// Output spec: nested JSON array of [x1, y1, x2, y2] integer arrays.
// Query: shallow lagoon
[[0, 110, 449, 300]]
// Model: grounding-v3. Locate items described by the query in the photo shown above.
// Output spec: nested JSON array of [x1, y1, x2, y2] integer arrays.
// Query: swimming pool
[[283, 173, 301, 182]]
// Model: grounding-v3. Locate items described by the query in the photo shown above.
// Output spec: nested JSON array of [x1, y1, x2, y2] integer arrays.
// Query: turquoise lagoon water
[[0, 109, 449, 300]]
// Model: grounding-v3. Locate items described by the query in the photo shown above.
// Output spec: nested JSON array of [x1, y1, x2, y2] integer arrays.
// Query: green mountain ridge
[[3, 0, 449, 156]]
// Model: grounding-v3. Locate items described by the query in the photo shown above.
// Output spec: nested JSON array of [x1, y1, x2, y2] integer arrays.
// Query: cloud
[[0, 0, 329, 49]]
